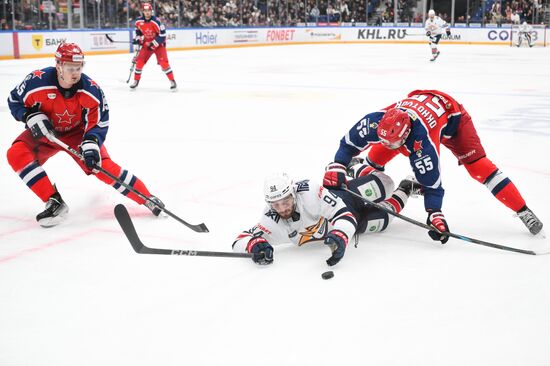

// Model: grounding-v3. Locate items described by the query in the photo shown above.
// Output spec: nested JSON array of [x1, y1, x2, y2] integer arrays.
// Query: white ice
[[1, 44, 549, 366]]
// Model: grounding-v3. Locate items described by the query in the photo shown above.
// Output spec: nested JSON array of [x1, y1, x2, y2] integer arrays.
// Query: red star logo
[[414, 140, 423, 152], [55, 110, 76, 125], [90, 80, 99, 89], [32, 70, 46, 79]]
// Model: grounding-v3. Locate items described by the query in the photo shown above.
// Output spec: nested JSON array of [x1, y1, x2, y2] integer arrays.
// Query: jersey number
[[409, 94, 445, 118], [414, 156, 434, 174]]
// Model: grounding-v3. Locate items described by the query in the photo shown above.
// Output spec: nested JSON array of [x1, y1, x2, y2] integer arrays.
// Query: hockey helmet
[[55, 42, 84, 64], [377, 109, 412, 149], [428, 9, 435, 18], [264, 173, 295, 203], [142, 3, 153, 11]]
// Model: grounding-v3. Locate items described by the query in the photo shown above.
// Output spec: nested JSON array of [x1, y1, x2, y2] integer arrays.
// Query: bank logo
[[32, 35, 44, 51]]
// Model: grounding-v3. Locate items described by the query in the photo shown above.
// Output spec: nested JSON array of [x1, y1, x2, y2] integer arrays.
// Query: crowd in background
[[0, 0, 547, 30]]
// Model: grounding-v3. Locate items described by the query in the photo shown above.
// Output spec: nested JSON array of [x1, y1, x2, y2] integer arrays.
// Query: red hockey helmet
[[377, 109, 412, 149], [142, 3, 153, 11], [55, 42, 84, 64]]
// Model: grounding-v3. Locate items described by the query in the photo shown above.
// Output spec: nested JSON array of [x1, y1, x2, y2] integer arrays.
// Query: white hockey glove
[[24, 108, 54, 139]]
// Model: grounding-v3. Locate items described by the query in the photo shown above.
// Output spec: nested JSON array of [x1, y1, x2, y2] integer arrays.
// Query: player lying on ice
[[323, 89, 543, 244], [7, 42, 164, 227], [232, 171, 422, 266]]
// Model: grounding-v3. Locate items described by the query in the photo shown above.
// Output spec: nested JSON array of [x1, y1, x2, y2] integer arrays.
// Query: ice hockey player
[[130, 2, 177, 90], [425, 9, 451, 61], [323, 89, 543, 243], [516, 21, 534, 47], [7, 42, 164, 227], [232, 172, 422, 266]]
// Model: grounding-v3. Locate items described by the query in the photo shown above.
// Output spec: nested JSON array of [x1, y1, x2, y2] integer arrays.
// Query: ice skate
[[398, 177, 423, 197], [144, 195, 165, 216], [170, 80, 177, 91], [430, 51, 440, 62], [36, 191, 69, 227], [129, 79, 139, 89], [517, 206, 543, 235]]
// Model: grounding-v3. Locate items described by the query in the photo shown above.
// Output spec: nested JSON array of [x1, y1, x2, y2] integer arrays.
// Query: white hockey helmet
[[428, 9, 435, 17], [264, 173, 295, 203]]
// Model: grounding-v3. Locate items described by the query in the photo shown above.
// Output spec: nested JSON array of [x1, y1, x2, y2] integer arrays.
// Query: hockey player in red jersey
[[7, 42, 164, 227], [130, 3, 176, 90], [323, 90, 543, 241]]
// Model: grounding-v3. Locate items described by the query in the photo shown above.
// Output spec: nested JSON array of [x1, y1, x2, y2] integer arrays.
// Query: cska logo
[[32, 35, 44, 51], [414, 140, 423, 157]]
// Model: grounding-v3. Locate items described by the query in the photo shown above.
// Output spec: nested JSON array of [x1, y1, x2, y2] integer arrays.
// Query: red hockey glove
[[324, 230, 348, 266], [426, 210, 450, 244], [246, 237, 274, 265], [323, 162, 347, 189]]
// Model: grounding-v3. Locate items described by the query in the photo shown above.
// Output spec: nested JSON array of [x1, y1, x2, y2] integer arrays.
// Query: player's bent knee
[[464, 157, 497, 183], [95, 158, 122, 184], [7, 142, 35, 172], [349, 171, 394, 202]]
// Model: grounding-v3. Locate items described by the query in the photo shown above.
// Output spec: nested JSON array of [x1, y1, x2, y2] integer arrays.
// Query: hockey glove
[[80, 138, 101, 172], [446, 29, 451, 36], [324, 230, 348, 266], [132, 36, 142, 45], [148, 40, 159, 51], [323, 162, 347, 189], [247, 237, 274, 265], [426, 31, 431, 37], [24, 107, 54, 140], [426, 210, 450, 244]]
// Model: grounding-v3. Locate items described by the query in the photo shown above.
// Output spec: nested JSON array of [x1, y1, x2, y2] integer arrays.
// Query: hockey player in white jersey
[[425, 9, 451, 61], [232, 172, 422, 266], [516, 21, 534, 47]]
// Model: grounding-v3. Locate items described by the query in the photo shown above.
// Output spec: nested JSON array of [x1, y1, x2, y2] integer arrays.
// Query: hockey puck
[[321, 271, 334, 280]]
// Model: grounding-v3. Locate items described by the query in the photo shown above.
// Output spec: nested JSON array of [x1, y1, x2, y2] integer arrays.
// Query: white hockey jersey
[[232, 179, 357, 253], [425, 16, 449, 36], [518, 22, 532, 34]]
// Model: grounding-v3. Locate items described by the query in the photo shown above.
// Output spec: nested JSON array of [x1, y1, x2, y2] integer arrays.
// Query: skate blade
[[38, 206, 69, 228]]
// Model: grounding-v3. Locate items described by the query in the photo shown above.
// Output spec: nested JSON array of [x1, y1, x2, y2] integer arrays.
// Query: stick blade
[[114, 204, 145, 253]]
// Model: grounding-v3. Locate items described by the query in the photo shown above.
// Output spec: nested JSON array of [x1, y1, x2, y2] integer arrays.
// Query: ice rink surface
[[1, 43, 549, 366]]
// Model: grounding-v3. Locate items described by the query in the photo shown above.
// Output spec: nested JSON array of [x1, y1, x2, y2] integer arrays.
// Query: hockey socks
[[95, 159, 152, 205], [465, 158, 526, 212]]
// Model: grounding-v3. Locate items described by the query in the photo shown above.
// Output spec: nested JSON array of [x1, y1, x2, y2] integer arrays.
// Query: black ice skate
[[144, 195, 165, 216], [517, 206, 543, 235], [36, 191, 69, 227], [129, 79, 139, 89], [170, 80, 177, 91], [430, 51, 440, 62], [398, 177, 424, 197]]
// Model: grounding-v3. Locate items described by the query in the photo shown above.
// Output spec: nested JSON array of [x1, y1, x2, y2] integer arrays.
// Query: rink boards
[[0, 26, 548, 59]]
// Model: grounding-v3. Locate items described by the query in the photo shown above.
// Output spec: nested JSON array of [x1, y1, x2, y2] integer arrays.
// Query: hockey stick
[[105, 34, 132, 44], [46, 134, 209, 233], [341, 186, 546, 255], [126, 44, 140, 83], [115, 204, 251, 258]]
